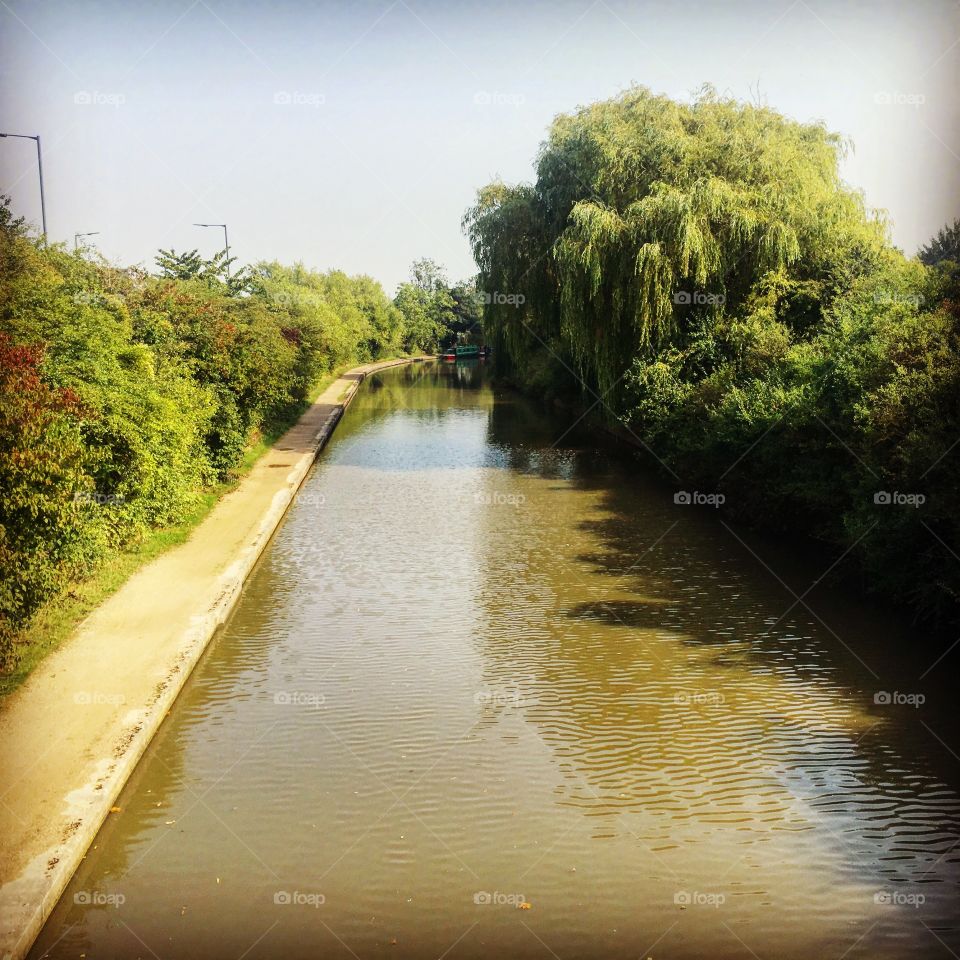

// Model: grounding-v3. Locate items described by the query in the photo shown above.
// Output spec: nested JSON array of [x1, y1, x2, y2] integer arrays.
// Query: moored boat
[[440, 344, 490, 361]]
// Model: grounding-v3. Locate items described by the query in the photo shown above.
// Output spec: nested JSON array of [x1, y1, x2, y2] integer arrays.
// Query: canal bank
[[0, 356, 431, 960]]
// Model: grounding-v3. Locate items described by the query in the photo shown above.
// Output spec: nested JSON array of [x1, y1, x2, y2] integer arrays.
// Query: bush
[[0, 198, 413, 668]]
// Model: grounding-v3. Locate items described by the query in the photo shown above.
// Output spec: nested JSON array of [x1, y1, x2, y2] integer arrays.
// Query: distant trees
[[919, 218, 960, 268], [155, 247, 257, 295], [392, 258, 480, 353], [448, 278, 484, 343], [409, 257, 448, 293], [155, 247, 208, 280]]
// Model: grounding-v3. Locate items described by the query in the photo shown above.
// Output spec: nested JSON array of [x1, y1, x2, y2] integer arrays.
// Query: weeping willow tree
[[465, 86, 960, 628], [464, 85, 889, 402]]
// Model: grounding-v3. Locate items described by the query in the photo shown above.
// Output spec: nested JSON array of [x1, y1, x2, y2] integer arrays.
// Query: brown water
[[31, 362, 960, 960]]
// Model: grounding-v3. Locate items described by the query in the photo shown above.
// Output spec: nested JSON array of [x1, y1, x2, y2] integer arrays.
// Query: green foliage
[[919, 218, 960, 267], [465, 87, 959, 626], [0, 335, 92, 661], [466, 85, 887, 397], [392, 258, 459, 352], [155, 247, 258, 296], [448, 278, 485, 344], [155, 247, 206, 280], [0, 197, 412, 668]]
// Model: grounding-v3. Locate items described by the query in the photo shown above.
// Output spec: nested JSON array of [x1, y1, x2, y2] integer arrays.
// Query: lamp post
[[193, 222, 230, 278], [0, 133, 47, 240], [74, 231, 99, 252]]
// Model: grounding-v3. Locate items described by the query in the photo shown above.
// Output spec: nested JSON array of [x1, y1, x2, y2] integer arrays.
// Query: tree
[[449, 278, 484, 343], [0, 194, 26, 237], [393, 260, 457, 352], [465, 85, 887, 400], [919, 219, 960, 267], [155, 247, 258, 296], [463, 85, 959, 627], [155, 248, 205, 280], [410, 257, 448, 293]]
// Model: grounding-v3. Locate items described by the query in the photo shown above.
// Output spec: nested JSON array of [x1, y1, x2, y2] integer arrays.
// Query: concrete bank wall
[[0, 357, 431, 960]]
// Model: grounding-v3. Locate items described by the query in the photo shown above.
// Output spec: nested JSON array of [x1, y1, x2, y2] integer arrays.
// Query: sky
[[2, 0, 958, 293]]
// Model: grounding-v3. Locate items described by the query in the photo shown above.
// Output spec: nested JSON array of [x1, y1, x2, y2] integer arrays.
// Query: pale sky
[[2, 0, 958, 293]]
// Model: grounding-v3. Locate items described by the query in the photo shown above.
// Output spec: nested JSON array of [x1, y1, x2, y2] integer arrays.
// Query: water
[[31, 362, 960, 959]]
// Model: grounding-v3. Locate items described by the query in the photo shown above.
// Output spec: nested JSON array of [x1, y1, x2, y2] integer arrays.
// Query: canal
[[31, 361, 960, 959]]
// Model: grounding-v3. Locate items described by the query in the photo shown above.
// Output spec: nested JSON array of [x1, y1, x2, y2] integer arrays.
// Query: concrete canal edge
[[0, 356, 431, 960]]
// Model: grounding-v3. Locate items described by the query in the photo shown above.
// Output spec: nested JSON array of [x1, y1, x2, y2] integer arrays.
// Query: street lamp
[[74, 231, 99, 252], [193, 222, 230, 278], [0, 133, 47, 240]]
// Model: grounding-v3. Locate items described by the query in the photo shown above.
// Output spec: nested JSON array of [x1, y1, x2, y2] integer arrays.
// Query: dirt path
[[0, 357, 430, 960]]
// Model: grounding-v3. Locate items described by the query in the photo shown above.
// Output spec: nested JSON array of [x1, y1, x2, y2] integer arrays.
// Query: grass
[[0, 359, 402, 700]]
